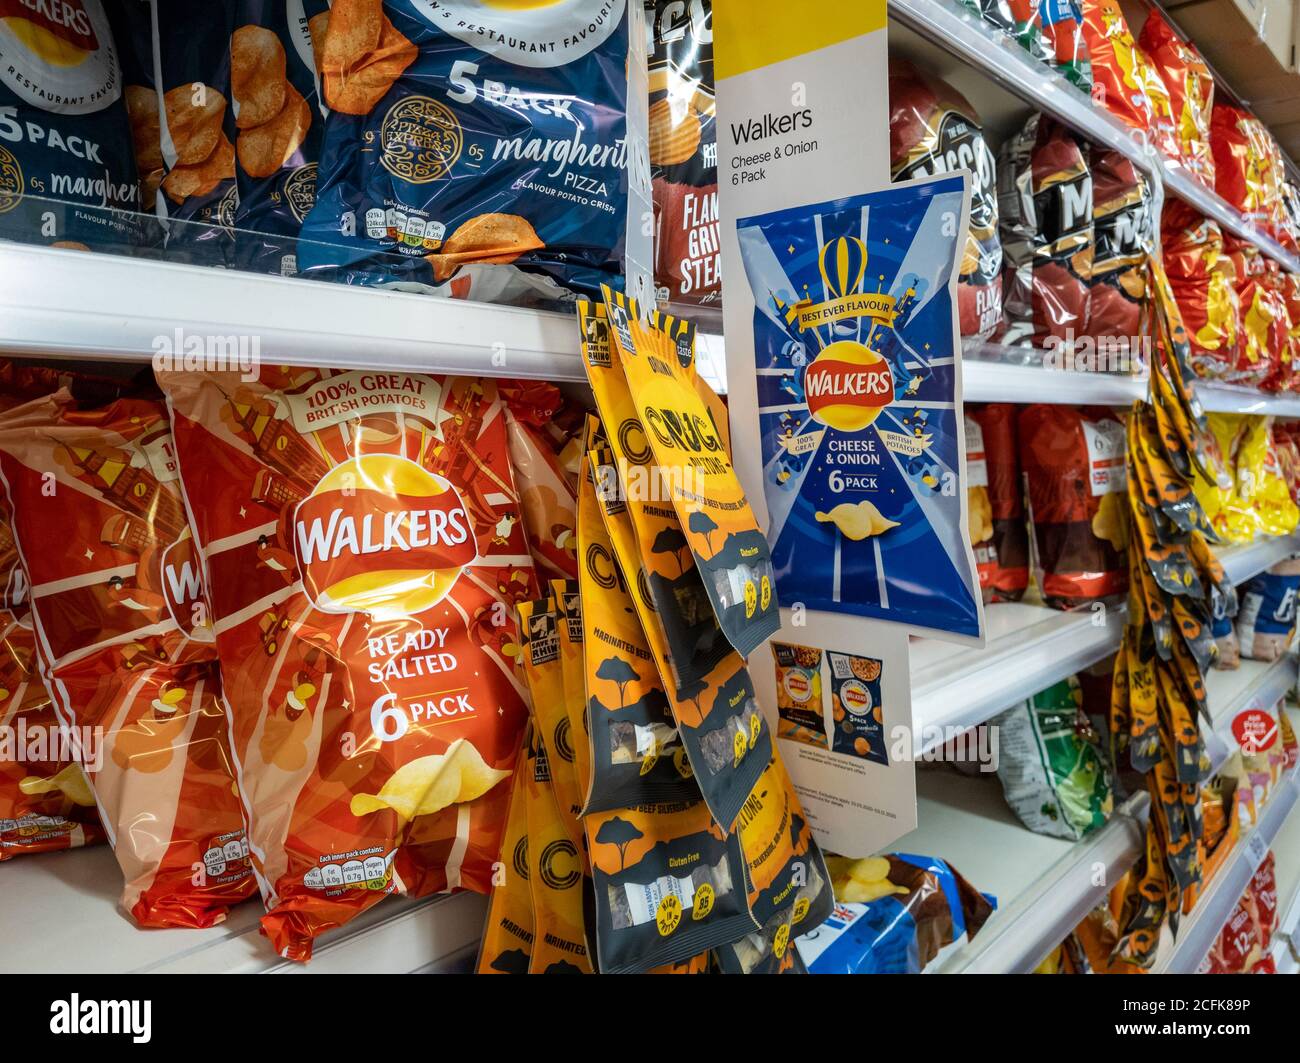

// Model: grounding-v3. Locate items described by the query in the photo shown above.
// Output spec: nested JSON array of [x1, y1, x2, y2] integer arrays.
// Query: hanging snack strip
[[1107, 258, 1234, 968]]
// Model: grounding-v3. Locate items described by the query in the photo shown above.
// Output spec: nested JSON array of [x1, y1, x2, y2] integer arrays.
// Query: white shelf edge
[[1155, 766, 1300, 974], [933, 793, 1149, 974], [0, 243, 586, 381]]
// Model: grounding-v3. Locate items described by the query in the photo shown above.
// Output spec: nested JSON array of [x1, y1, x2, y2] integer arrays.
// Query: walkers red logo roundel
[[294, 454, 478, 620], [804, 340, 894, 432]]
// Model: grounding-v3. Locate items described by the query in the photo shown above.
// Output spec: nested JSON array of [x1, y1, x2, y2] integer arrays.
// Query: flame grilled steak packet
[[0, 0, 146, 252], [229, 0, 330, 276], [475, 738, 534, 974], [519, 723, 592, 974], [736, 175, 984, 640], [647, 0, 719, 310], [576, 452, 695, 812], [713, 756, 833, 975], [889, 61, 1002, 341], [601, 287, 781, 657], [0, 391, 253, 925], [999, 114, 1094, 349], [578, 299, 729, 689], [594, 447, 772, 833], [585, 798, 755, 973], [151, 0, 239, 265], [1019, 405, 1127, 609], [969, 403, 1029, 601], [298, 0, 647, 300], [158, 368, 538, 960], [551, 579, 591, 802], [1084, 147, 1151, 345], [517, 597, 585, 853], [0, 365, 108, 860]]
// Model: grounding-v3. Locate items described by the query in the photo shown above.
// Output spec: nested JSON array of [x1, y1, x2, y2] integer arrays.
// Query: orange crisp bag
[[475, 739, 535, 974], [159, 369, 538, 960], [0, 391, 253, 925]]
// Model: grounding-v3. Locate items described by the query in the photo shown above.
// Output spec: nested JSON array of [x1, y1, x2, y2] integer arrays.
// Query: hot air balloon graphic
[[820, 235, 868, 342]]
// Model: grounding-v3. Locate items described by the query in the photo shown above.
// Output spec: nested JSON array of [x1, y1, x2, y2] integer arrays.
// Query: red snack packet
[[999, 114, 1094, 350], [158, 369, 538, 961], [1162, 199, 1241, 382], [969, 403, 1029, 602], [1138, 13, 1214, 187], [1084, 147, 1152, 349], [0, 391, 253, 925], [1018, 405, 1128, 609], [1258, 263, 1295, 393], [0, 362, 109, 861], [1211, 104, 1271, 233], [1246, 851, 1278, 940], [1224, 237, 1284, 389], [889, 59, 1003, 341], [1216, 895, 1260, 974]]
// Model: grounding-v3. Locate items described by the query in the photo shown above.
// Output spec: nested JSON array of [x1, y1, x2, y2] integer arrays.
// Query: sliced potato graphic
[[815, 500, 900, 541], [349, 739, 508, 823], [20, 763, 97, 807]]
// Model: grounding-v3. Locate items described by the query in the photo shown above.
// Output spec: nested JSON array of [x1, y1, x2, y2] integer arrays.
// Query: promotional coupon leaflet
[[736, 173, 984, 643]]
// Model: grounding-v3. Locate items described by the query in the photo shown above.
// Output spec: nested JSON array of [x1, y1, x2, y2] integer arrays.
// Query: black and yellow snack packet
[[593, 447, 772, 833], [826, 651, 889, 766], [476, 739, 535, 975], [586, 799, 756, 973], [713, 756, 833, 975], [599, 286, 781, 658], [578, 298, 731, 693], [517, 598, 586, 856], [577, 456, 696, 813], [551, 579, 592, 805], [520, 726, 592, 975]]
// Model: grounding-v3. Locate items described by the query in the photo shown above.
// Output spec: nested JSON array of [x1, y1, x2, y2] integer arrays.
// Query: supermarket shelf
[[0, 843, 487, 974], [0, 243, 586, 381], [962, 356, 1147, 406], [910, 602, 1125, 755], [1269, 766, 1300, 974], [1203, 653, 1298, 776], [909, 537, 1299, 756], [888, 0, 1162, 181], [1154, 764, 1300, 973], [895, 770, 1148, 973]]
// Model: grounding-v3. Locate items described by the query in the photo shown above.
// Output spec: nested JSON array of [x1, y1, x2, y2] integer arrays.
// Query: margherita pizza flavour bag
[[159, 368, 538, 960], [0, 391, 253, 925]]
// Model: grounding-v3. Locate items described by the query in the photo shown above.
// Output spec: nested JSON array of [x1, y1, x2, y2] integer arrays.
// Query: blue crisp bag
[[298, 0, 650, 302], [1236, 566, 1300, 662], [735, 174, 984, 641], [229, 0, 330, 276], [795, 853, 995, 974], [151, 0, 239, 266], [0, 0, 146, 252]]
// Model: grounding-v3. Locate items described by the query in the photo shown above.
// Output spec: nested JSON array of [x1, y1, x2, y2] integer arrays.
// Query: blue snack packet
[[229, 0, 329, 276], [151, 0, 239, 266], [0, 0, 147, 253], [298, 0, 649, 302], [735, 174, 984, 641], [1236, 567, 1300, 662]]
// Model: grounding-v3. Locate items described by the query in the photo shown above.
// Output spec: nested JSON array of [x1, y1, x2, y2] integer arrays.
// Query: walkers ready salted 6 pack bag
[[735, 173, 983, 640], [297, 0, 652, 303], [159, 368, 540, 961]]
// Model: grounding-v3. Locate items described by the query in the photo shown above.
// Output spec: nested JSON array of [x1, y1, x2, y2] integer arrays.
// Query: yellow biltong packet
[[550, 578, 592, 804], [577, 453, 697, 812], [475, 737, 535, 974], [593, 446, 773, 834], [713, 756, 834, 975], [578, 297, 731, 692], [600, 284, 781, 657], [520, 725, 593, 974], [517, 598, 587, 854], [586, 798, 757, 974]]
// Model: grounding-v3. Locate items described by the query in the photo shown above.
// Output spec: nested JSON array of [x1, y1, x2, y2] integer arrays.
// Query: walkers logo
[[160, 532, 211, 640], [804, 342, 894, 432], [0, 0, 119, 115], [294, 454, 478, 620]]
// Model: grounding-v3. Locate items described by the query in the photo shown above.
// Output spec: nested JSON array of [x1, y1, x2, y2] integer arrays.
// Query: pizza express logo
[[381, 96, 464, 184], [283, 163, 317, 223], [804, 341, 893, 432], [0, 145, 23, 214], [293, 454, 477, 621]]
